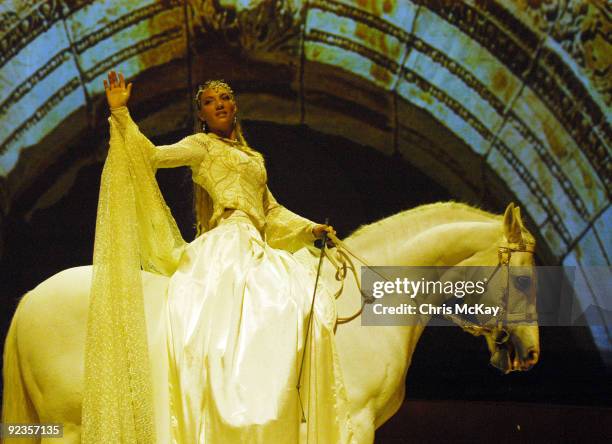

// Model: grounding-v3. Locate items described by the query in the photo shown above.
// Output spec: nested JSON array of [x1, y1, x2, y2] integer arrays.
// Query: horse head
[[452, 203, 540, 374]]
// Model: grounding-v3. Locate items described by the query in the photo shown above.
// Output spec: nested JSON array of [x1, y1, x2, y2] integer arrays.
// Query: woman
[[82, 71, 355, 443]]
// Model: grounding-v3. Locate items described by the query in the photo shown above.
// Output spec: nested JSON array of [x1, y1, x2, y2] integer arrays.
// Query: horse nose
[[523, 349, 539, 369]]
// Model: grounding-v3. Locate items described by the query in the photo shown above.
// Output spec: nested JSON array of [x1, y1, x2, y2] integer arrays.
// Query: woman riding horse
[[84, 71, 355, 443]]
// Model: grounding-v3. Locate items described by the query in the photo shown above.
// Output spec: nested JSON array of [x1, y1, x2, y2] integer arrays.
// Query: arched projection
[[298, 0, 609, 266], [0, 1, 609, 321]]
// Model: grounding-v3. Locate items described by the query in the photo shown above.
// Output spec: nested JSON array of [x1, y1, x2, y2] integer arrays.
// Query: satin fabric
[[166, 211, 355, 443]]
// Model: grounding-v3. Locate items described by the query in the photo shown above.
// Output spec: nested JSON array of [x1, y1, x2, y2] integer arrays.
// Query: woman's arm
[[104, 71, 208, 170], [263, 186, 335, 252], [109, 106, 208, 170]]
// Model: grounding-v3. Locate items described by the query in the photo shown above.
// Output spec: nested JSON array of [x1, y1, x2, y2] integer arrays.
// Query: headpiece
[[195, 79, 235, 109]]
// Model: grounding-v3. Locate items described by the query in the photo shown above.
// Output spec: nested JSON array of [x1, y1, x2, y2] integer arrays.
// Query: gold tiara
[[195, 80, 234, 108]]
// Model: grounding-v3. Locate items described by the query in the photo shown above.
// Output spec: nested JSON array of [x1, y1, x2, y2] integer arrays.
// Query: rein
[[324, 233, 389, 328], [323, 233, 536, 336]]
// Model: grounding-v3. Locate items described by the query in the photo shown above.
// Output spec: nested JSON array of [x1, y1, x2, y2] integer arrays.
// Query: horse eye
[[514, 275, 531, 291]]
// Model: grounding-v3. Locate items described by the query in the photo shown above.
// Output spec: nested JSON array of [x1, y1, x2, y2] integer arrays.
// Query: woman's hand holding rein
[[313, 224, 337, 247], [104, 70, 132, 109]]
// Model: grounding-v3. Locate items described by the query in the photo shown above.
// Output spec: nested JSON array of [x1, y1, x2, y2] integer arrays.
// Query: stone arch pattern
[[0, 1, 609, 280]]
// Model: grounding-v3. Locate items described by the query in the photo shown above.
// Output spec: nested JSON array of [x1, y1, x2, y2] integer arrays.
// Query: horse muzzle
[[490, 327, 540, 374]]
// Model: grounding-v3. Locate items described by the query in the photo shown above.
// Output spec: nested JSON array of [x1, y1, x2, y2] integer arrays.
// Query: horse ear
[[513, 206, 526, 230], [503, 203, 521, 243], [503, 203, 514, 226]]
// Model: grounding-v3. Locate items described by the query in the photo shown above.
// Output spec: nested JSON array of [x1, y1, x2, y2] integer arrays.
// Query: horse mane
[[346, 201, 503, 243]]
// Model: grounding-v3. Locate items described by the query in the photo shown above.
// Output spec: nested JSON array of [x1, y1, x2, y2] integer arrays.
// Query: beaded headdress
[[195, 79, 235, 109]]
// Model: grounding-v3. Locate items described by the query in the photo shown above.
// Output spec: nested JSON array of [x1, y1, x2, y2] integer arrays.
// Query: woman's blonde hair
[[192, 80, 261, 237]]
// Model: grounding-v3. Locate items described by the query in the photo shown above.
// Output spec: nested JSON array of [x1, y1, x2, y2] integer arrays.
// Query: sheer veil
[[83, 110, 186, 443]]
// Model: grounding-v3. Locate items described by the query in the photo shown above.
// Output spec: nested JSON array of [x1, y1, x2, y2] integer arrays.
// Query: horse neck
[[340, 210, 502, 342], [348, 217, 502, 267], [337, 208, 507, 404]]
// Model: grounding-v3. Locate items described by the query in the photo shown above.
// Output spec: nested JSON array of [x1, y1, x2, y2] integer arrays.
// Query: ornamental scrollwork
[[550, 0, 610, 106], [187, 0, 304, 57]]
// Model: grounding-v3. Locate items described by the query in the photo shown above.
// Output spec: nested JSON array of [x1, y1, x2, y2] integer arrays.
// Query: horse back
[[3, 266, 171, 440]]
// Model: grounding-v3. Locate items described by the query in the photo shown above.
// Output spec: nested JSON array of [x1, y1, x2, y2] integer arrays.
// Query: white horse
[[2, 202, 539, 443]]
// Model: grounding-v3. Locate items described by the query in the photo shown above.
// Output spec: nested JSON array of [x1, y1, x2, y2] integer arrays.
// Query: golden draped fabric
[[83, 109, 186, 443]]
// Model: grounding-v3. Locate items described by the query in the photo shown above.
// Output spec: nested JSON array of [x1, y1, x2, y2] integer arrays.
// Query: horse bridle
[[323, 234, 536, 340], [444, 241, 537, 343]]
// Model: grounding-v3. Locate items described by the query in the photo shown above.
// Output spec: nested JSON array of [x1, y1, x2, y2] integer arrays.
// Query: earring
[[202, 121, 209, 132]]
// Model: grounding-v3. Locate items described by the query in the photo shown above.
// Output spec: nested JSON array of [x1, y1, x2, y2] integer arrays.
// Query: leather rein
[[323, 233, 536, 339]]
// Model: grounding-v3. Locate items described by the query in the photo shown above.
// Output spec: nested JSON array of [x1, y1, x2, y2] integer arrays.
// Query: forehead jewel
[[195, 79, 234, 104]]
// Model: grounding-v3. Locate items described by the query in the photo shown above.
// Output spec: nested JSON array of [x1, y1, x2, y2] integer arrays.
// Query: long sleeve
[[110, 106, 208, 170], [263, 186, 318, 253], [83, 105, 191, 442]]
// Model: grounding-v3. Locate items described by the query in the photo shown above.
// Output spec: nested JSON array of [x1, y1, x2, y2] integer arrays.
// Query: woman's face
[[198, 87, 237, 135]]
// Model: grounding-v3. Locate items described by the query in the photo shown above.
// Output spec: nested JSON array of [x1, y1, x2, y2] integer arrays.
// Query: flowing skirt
[[166, 211, 354, 443]]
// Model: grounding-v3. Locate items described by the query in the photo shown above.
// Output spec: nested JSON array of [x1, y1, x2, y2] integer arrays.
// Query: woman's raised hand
[[103, 70, 132, 109]]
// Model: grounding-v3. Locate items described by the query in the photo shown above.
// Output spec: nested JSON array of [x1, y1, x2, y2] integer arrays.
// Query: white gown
[[166, 210, 349, 443]]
